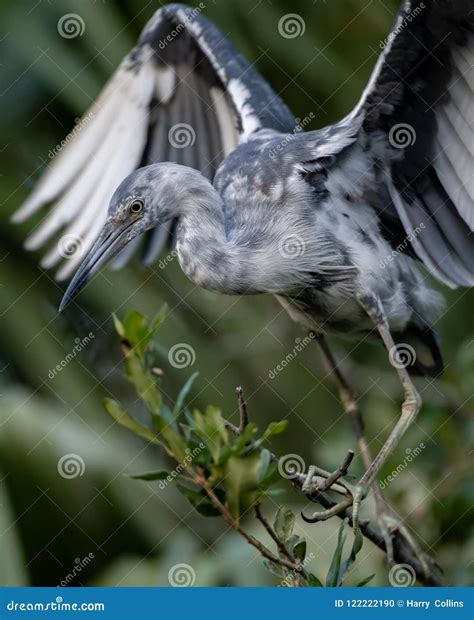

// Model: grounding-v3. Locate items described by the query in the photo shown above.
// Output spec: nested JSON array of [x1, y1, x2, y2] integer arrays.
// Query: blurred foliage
[[0, 0, 472, 587]]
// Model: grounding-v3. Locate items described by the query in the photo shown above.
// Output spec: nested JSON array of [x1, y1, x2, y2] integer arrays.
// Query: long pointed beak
[[59, 222, 132, 312]]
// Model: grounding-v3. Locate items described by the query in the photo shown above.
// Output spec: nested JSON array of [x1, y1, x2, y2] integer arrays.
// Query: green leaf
[[274, 506, 295, 544], [123, 353, 161, 412], [224, 452, 264, 523], [326, 518, 348, 586], [193, 406, 228, 463], [307, 573, 323, 587], [356, 573, 375, 587], [356, 573, 375, 588], [263, 559, 284, 578], [253, 420, 289, 449], [258, 462, 282, 492], [261, 420, 289, 441], [103, 398, 163, 447], [337, 529, 364, 586], [123, 310, 151, 357], [104, 397, 185, 461], [128, 471, 169, 481], [292, 538, 307, 562], [112, 313, 125, 338], [257, 448, 271, 482], [176, 483, 223, 517], [173, 372, 199, 416], [151, 305, 168, 334]]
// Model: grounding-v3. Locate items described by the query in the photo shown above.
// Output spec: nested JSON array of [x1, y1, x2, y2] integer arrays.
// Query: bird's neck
[[174, 180, 262, 295]]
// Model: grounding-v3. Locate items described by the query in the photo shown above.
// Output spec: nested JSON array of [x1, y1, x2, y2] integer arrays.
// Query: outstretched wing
[[14, 3, 295, 280], [349, 0, 473, 288]]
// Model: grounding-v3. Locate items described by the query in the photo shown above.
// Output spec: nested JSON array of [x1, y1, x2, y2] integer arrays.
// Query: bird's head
[[59, 163, 199, 311]]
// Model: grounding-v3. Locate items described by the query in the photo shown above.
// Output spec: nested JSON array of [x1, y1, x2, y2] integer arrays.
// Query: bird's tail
[[392, 323, 444, 378]]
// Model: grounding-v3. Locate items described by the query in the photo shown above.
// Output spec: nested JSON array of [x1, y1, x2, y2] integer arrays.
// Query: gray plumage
[[15, 1, 474, 377]]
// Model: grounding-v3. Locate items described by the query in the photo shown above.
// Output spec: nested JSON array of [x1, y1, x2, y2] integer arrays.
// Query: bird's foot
[[301, 451, 366, 524], [374, 502, 432, 579], [351, 483, 369, 533]]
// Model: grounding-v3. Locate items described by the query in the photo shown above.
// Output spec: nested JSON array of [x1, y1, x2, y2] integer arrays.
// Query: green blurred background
[[0, 0, 472, 587]]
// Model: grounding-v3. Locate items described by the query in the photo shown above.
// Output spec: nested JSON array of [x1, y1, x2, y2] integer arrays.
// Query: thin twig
[[318, 449, 354, 491], [254, 504, 307, 579], [224, 387, 249, 436], [195, 469, 303, 575]]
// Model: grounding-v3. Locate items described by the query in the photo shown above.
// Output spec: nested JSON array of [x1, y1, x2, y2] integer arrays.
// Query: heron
[[14, 1, 473, 570]]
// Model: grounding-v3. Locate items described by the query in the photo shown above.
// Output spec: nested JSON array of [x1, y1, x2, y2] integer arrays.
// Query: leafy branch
[[103, 308, 370, 587]]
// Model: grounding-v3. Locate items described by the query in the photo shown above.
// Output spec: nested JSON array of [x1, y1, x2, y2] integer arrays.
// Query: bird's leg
[[316, 335, 393, 552], [316, 333, 429, 573], [350, 293, 422, 537]]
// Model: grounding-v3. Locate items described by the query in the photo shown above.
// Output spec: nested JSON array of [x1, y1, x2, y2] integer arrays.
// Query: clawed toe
[[300, 452, 371, 526]]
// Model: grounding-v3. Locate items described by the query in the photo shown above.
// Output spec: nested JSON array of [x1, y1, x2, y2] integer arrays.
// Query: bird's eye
[[129, 199, 144, 214]]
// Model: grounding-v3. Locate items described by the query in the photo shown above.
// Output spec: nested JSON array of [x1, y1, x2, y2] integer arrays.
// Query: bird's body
[[14, 0, 473, 550], [157, 131, 444, 359]]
